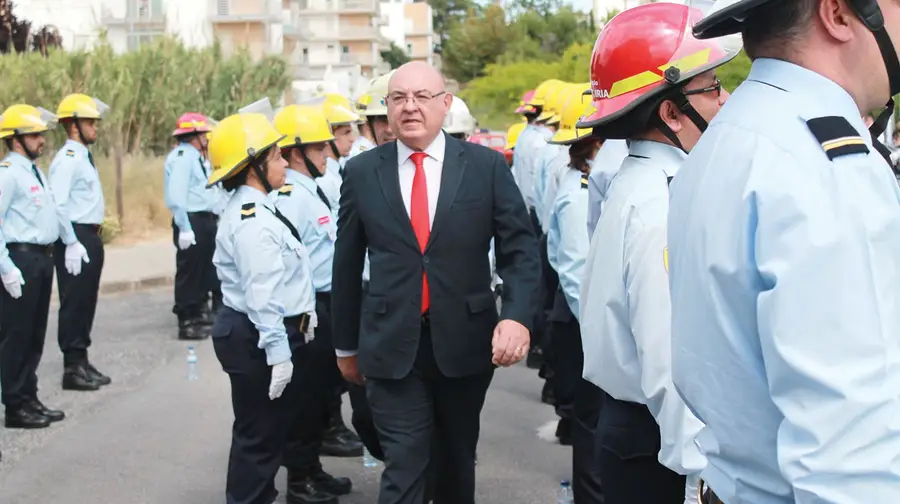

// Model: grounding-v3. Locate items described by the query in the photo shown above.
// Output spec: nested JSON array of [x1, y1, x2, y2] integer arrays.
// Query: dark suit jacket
[[331, 134, 541, 380]]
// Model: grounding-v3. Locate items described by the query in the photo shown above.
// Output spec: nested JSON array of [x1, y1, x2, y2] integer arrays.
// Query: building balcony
[[210, 0, 281, 23], [405, 27, 432, 37], [283, 22, 312, 39], [336, 24, 380, 41], [102, 12, 166, 32], [409, 48, 432, 60], [296, 0, 377, 14]]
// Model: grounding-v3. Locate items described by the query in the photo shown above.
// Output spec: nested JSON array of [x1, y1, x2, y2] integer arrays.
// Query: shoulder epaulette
[[65, 149, 75, 157], [0, 162, 9, 168], [806, 116, 869, 160], [177, 149, 184, 157], [580, 174, 589, 189], [240, 202, 256, 220], [359, 145, 368, 152], [278, 184, 293, 196]]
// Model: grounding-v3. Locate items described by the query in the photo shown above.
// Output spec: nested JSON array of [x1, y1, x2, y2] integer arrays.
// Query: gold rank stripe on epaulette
[[177, 150, 184, 157], [580, 175, 589, 189], [0, 162, 9, 168], [663, 247, 669, 273], [65, 150, 75, 157], [806, 116, 870, 160], [278, 184, 294, 197], [240, 202, 257, 220]]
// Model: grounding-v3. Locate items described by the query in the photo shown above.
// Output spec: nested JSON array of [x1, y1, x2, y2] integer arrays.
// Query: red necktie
[[409, 151, 430, 314]]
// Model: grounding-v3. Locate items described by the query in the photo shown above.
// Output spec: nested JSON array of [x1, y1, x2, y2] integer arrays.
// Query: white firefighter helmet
[[443, 96, 477, 136]]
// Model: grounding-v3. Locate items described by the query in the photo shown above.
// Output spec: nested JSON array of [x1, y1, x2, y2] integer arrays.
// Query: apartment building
[[379, 0, 434, 66]]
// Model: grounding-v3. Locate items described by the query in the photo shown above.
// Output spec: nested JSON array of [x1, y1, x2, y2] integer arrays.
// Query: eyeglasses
[[682, 79, 722, 98], [386, 90, 447, 107]]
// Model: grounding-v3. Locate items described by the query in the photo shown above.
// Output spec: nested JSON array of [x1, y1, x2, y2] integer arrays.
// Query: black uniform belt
[[7, 243, 53, 256], [190, 211, 217, 220], [315, 291, 331, 302], [284, 313, 311, 334], [699, 481, 725, 504], [73, 223, 102, 235]]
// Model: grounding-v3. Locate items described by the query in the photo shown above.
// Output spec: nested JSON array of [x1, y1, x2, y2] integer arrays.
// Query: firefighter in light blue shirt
[[0, 105, 69, 431], [542, 86, 605, 502], [50, 93, 111, 392], [164, 112, 221, 340], [585, 138, 628, 240], [669, 2, 900, 503], [576, 4, 737, 503], [272, 100, 357, 500], [207, 108, 320, 504]]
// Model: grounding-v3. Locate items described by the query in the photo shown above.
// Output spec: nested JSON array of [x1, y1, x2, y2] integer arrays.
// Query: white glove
[[177, 230, 196, 251], [305, 311, 318, 344], [2, 268, 24, 299], [685, 473, 700, 504], [64, 242, 90, 276], [268, 360, 294, 400]]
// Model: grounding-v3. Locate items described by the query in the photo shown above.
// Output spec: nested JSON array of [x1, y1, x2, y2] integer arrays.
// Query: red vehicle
[[467, 132, 507, 154]]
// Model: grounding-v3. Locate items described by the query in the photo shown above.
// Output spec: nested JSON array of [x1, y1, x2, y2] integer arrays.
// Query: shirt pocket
[[18, 178, 46, 219]]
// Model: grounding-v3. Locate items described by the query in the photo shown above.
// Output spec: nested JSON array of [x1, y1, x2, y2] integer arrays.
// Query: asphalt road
[[0, 290, 569, 503]]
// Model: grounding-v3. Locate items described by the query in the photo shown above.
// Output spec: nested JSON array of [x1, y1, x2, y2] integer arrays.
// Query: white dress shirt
[[396, 132, 445, 227]]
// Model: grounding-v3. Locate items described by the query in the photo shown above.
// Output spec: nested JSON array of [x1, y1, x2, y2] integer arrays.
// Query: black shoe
[[327, 406, 363, 445], [556, 418, 573, 446], [27, 398, 65, 422], [197, 306, 215, 327], [86, 363, 111, 386], [5, 406, 51, 429], [311, 468, 352, 496], [526, 347, 544, 369], [62, 364, 102, 391], [286, 471, 339, 504], [541, 381, 556, 406], [320, 429, 364, 458]]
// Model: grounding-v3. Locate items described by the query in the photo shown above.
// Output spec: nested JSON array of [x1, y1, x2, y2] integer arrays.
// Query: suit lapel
[[375, 146, 419, 250], [425, 137, 466, 252]]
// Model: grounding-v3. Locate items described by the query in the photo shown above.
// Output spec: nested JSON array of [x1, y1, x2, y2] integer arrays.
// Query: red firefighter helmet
[[515, 90, 536, 114], [577, 2, 740, 137], [173, 112, 214, 137]]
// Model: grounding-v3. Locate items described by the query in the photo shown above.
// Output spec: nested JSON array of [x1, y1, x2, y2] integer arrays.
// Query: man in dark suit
[[332, 61, 541, 504]]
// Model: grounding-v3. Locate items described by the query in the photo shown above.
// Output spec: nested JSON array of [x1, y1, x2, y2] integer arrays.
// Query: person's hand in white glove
[[64, 242, 90, 276], [2, 267, 25, 299], [268, 359, 294, 400], [304, 311, 318, 344], [177, 230, 196, 251]]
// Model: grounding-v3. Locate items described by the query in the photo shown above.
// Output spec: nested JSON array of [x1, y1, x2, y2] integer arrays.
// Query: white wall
[[378, 1, 404, 49], [14, 0, 103, 50]]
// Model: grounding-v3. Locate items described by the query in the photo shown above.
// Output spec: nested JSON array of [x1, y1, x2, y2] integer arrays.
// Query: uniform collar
[[237, 185, 272, 207], [748, 58, 869, 138], [396, 131, 446, 164], [628, 140, 687, 177], [64, 139, 89, 155], [5, 151, 33, 168], [287, 168, 317, 191], [178, 142, 201, 157], [326, 156, 341, 172]]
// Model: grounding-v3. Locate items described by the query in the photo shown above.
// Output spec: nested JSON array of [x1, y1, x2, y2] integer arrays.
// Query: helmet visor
[[91, 98, 111, 119], [676, 1, 743, 83], [239, 97, 277, 122]]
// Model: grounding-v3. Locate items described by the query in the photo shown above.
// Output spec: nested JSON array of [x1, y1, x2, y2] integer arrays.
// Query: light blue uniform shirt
[[275, 169, 337, 293], [579, 140, 705, 478], [348, 135, 375, 159], [0, 152, 75, 275], [163, 143, 220, 232], [546, 168, 589, 320], [512, 124, 551, 208], [540, 147, 573, 235], [213, 185, 315, 365], [318, 158, 342, 210], [586, 139, 629, 239], [669, 58, 900, 504], [48, 139, 105, 229], [533, 143, 565, 227]]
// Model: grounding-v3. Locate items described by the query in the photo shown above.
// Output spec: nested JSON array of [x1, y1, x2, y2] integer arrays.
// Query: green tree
[[441, 5, 511, 83], [718, 50, 752, 93], [380, 41, 411, 70], [428, 0, 477, 46]]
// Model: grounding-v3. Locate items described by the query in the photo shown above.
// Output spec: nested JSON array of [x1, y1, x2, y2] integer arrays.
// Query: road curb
[[49, 275, 174, 304]]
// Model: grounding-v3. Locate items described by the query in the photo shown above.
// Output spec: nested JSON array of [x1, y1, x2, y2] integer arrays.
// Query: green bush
[[0, 34, 291, 157]]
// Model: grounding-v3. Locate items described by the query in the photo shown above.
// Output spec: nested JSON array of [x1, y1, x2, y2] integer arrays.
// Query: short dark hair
[[742, 0, 817, 60]]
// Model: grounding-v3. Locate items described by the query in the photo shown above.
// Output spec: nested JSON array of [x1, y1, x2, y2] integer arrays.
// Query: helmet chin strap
[[654, 92, 709, 154], [17, 135, 39, 161]]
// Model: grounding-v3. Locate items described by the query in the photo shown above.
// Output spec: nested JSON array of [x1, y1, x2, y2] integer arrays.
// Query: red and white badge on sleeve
[[319, 215, 336, 241]]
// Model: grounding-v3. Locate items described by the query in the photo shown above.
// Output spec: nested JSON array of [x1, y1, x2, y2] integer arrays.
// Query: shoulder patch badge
[[65, 149, 75, 157], [663, 247, 669, 273], [278, 184, 294, 196], [177, 150, 184, 157], [580, 174, 589, 189], [240, 202, 257, 220], [806, 116, 869, 160]]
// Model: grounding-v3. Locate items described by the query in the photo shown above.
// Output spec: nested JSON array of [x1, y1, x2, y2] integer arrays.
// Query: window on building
[[302, 47, 309, 62], [342, 45, 349, 53], [406, 43, 412, 54], [217, 0, 230, 16], [327, 44, 335, 52]]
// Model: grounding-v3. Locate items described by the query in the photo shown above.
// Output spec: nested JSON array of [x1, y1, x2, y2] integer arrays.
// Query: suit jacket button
[[423, 257, 430, 264]]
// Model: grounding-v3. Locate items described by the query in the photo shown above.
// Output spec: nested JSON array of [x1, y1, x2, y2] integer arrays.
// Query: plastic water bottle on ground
[[187, 346, 199, 381], [362, 447, 378, 468], [557, 480, 573, 504]]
